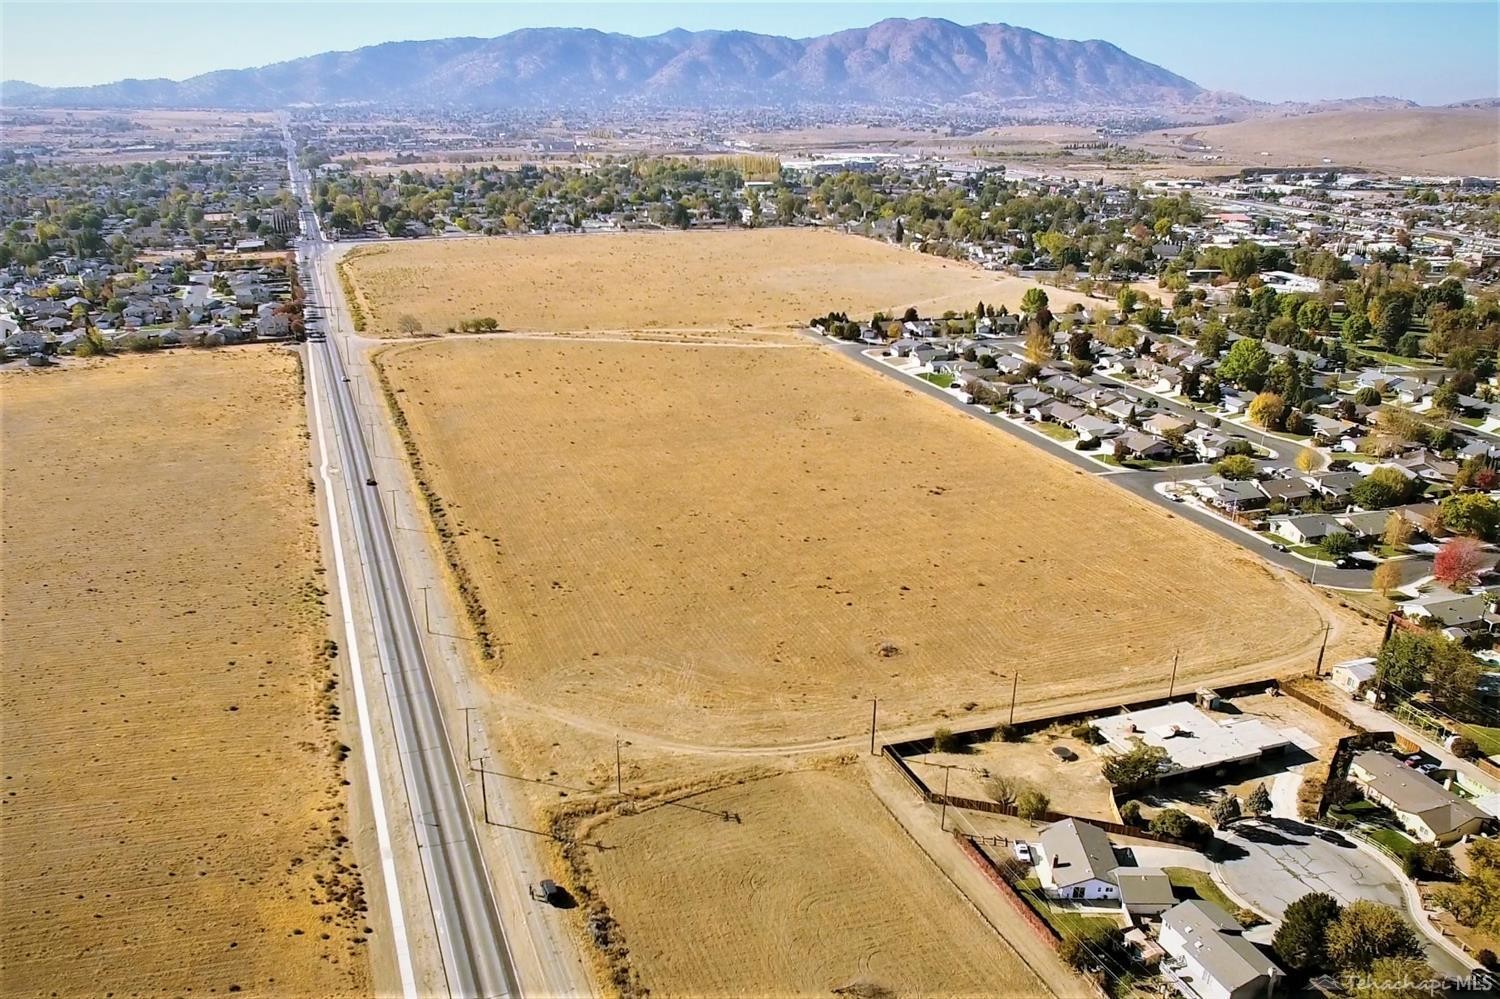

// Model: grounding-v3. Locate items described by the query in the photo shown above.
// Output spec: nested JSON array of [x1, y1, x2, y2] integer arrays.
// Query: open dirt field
[[1131, 108, 1500, 177], [340, 228, 1099, 336], [576, 766, 1045, 996], [0, 351, 369, 996], [376, 334, 1371, 749]]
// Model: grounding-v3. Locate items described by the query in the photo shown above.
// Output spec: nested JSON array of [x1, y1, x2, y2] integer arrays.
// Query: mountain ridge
[[0, 18, 1209, 109]]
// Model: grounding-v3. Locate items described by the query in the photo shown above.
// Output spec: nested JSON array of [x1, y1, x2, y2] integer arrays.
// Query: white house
[[1160, 900, 1282, 999], [1036, 818, 1119, 901], [1328, 658, 1376, 698]]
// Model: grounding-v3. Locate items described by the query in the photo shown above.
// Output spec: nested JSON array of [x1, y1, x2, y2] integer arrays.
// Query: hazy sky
[[3, 1, 1497, 104]]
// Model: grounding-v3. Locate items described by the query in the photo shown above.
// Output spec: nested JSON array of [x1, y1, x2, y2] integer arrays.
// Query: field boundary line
[[309, 342, 419, 999]]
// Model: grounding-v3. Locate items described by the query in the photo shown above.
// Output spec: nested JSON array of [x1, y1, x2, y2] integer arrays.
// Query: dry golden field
[[0, 351, 369, 996], [340, 228, 1100, 336], [377, 335, 1368, 748], [576, 767, 1045, 996], [1132, 108, 1500, 176]]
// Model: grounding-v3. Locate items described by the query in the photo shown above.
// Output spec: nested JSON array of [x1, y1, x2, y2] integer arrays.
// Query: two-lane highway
[[286, 130, 519, 998]]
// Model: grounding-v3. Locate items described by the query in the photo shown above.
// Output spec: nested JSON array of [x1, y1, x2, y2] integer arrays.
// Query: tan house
[[1349, 751, 1490, 845]]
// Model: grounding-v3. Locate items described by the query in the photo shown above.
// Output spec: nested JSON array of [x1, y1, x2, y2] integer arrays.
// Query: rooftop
[[1095, 701, 1292, 775]]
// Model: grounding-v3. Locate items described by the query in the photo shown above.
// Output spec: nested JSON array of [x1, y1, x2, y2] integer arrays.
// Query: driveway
[[1217, 817, 1471, 977]]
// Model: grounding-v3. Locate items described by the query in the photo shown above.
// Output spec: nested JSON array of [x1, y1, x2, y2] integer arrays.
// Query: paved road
[[288, 138, 519, 998], [826, 338, 1433, 591], [1217, 818, 1472, 979]]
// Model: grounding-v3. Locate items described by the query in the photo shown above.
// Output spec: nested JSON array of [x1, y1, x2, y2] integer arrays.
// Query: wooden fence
[[880, 747, 1198, 847], [955, 834, 1058, 942]]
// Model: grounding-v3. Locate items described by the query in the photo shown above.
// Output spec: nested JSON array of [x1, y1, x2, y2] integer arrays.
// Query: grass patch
[[1368, 826, 1420, 861], [1034, 422, 1078, 442], [918, 372, 954, 389], [1013, 876, 1120, 939], [1457, 723, 1500, 758]]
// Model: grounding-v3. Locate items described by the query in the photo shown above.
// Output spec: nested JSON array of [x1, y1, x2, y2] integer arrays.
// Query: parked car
[[1012, 842, 1033, 863]]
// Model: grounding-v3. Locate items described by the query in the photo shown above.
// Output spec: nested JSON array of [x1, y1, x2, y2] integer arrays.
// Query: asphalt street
[[288, 135, 520, 998]]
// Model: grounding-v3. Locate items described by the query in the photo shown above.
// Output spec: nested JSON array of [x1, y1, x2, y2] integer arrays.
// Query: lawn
[[1165, 868, 1262, 927], [1034, 421, 1078, 442], [1457, 723, 1500, 758], [1368, 826, 1421, 861], [1013, 876, 1121, 940], [919, 372, 954, 389]]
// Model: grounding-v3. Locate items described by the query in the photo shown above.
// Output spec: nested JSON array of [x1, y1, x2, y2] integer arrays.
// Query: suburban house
[[1267, 513, 1341, 546], [1036, 818, 1119, 901], [1117, 867, 1177, 922], [1329, 658, 1377, 698], [1397, 590, 1495, 634], [1159, 900, 1282, 999], [1349, 751, 1490, 845], [1196, 478, 1267, 511]]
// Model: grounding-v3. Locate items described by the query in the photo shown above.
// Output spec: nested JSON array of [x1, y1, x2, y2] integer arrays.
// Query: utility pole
[[940, 766, 952, 832], [418, 585, 431, 632], [478, 757, 491, 825], [1315, 621, 1331, 677], [1167, 649, 1180, 699], [459, 706, 475, 762], [869, 699, 878, 756], [615, 737, 622, 795], [1009, 672, 1020, 726]]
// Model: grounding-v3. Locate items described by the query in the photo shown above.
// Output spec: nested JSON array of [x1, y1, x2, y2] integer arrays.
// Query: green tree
[[1322, 531, 1357, 558], [1348, 957, 1438, 999], [1149, 808, 1211, 845], [1213, 455, 1257, 480], [1350, 468, 1417, 510], [1273, 892, 1342, 970], [1101, 743, 1169, 789], [1440, 493, 1500, 540], [1245, 783, 1272, 816], [1116, 286, 1139, 314], [1433, 837, 1500, 935], [1218, 338, 1271, 390], [1020, 287, 1049, 316], [1353, 385, 1382, 406], [1324, 901, 1425, 972], [1210, 794, 1242, 828], [1376, 631, 1434, 696], [1343, 311, 1373, 345], [1298, 299, 1331, 332]]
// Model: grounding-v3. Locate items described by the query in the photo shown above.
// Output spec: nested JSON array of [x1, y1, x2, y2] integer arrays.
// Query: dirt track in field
[[0, 351, 370, 996]]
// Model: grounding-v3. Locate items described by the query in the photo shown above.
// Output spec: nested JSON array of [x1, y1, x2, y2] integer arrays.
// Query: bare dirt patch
[[376, 335, 1371, 748], [341, 228, 1100, 336], [913, 727, 1118, 822], [569, 766, 1046, 997], [0, 351, 369, 996]]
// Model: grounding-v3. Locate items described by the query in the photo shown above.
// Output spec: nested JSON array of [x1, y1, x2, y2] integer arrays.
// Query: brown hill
[[1134, 107, 1499, 176]]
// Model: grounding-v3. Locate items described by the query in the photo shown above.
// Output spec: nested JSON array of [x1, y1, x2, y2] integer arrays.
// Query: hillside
[[1133, 107, 1500, 176], [0, 18, 1204, 110]]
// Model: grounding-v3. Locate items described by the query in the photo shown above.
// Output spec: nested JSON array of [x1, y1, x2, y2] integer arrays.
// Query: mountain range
[[1, 18, 1210, 110]]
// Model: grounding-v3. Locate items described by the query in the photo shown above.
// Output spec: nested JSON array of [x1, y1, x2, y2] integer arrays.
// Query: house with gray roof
[[1159, 900, 1282, 999], [1350, 752, 1490, 845], [1037, 818, 1119, 901]]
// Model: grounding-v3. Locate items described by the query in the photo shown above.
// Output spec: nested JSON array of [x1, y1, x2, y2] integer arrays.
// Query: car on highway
[[365, 476, 377, 486]]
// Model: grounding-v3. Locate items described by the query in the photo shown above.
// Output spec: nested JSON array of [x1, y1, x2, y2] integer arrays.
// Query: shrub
[[1071, 724, 1105, 745], [1210, 794, 1242, 828], [1119, 800, 1143, 826], [1451, 736, 1479, 760], [1475, 948, 1496, 970], [1274, 892, 1342, 970], [1150, 808, 1212, 846], [1017, 789, 1051, 820], [993, 724, 1022, 743], [932, 727, 965, 753]]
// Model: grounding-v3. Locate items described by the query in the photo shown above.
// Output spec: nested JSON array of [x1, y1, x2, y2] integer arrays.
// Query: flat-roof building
[[1095, 701, 1292, 779]]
